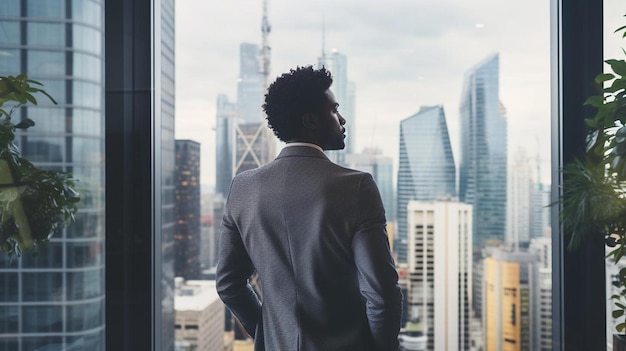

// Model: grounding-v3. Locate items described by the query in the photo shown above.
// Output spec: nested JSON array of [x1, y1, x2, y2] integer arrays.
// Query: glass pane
[[66, 240, 103, 268], [66, 301, 103, 332], [0, 21, 20, 45], [0, 306, 18, 333], [27, 50, 66, 76], [72, 0, 101, 25], [67, 269, 103, 300], [24, 136, 65, 162], [0, 49, 20, 74], [73, 52, 101, 81], [22, 305, 63, 333], [27, 106, 66, 133], [28, 22, 66, 47], [22, 272, 64, 302], [21, 241, 64, 268], [73, 109, 103, 136], [0, 274, 18, 302], [73, 81, 102, 109], [26, 0, 65, 19], [72, 136, 102, 163], [0, 0, 19, 17], [73, 24, 102, 55], [176, 0, 552, 350]]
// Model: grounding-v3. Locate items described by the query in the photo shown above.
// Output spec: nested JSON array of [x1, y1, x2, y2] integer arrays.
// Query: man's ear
[[301, 113, 320, 129]]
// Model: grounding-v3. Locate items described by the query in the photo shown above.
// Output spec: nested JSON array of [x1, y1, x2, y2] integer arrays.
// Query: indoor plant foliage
[[559, 21, 626, 332], [0, 75, 79, 258]]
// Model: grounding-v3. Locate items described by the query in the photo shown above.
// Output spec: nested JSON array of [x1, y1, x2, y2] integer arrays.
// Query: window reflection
[[27, 50, 65, 76], [0, 50, 20, 73], [22, 273, 64, 302]]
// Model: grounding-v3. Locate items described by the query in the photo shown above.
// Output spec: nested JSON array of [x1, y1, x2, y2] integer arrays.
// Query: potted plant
[[0, 74, 80, 259], [558, 20, 626, 349]]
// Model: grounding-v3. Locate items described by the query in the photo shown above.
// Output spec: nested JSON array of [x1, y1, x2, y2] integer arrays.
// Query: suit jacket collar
[[276, 145, 330, 161]]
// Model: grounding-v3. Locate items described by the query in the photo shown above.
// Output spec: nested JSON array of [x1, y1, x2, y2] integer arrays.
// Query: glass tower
[[458, 53, 507, 250], [0, 1, 105, 350], [396, 105, 456, 263], [160, 0, 176, 350], [174, 140, 201, 280]]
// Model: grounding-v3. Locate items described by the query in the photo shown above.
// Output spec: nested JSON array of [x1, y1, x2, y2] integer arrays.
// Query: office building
[[406, 201, 472, 351], [237, 43, 264, 124], [174, 140, 201, 279], [160, 1, 177, 349], [507, 149, 532, 249], [0, 2, 106, 350], [345, 147, 395, 222], [396, 105, 456, 263], [459, 53, 508, 251], [318, 49, 355, 165], [529, 237, 552, 351], [174, 279, 225, 351], [215, 94, 239, 197], [483, 248, 533, 351], [530, 183, 551, 240]]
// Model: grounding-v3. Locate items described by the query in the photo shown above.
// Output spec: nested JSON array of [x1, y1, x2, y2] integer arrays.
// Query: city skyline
[[175, 0, 553, 188]]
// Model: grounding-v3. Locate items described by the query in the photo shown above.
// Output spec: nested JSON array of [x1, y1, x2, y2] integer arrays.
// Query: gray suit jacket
[[216, 145, 402, 351]]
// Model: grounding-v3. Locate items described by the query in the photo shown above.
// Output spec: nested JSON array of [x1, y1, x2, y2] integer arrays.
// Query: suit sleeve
[[215, 180, 262, 338], [352, 173, 403, 351]]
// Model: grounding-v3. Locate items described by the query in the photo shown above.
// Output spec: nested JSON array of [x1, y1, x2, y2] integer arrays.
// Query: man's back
[[217, 146, 402, 351]]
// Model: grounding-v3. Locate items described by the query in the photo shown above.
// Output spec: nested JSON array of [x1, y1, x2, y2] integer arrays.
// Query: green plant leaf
[[607, 59, 626, 77], [14, 119, 35, 130], [584, 95, 604, 107], [613, 309, 624, 318], [618, 322, 626, 332], [597, 73, 616, 84]]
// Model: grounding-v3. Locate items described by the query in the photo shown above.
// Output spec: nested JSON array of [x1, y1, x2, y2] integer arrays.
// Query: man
[[216, 66, 402, 351]]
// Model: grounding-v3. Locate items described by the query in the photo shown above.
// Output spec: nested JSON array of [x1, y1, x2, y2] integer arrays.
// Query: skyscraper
[[174, 140, 201, 280], [215, 94, 238, 197], [237, 43, 265, 124], [530, 183, 551, 240], [216, 43, 275, 195], [459, 53, 507, 251], [507, 149, 532, 249], [0, 2, 105, 350], [406, 201, 473, 351], [484, 248, 533, 351], [344, 147, 395, 222], [317, 49, 355, 165], [160, 1, 177, 349], [396, 105, 456, 263], [529, 237, 552, 351]]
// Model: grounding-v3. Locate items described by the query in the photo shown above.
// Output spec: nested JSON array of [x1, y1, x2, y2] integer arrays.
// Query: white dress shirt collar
[[283, 142, 324, 153]]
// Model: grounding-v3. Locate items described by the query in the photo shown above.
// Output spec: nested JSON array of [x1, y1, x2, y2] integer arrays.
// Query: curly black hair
[[263, 66, 333, 142]]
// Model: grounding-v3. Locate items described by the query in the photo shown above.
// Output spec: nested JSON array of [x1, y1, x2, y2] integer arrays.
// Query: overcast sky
[[175, 0, 626, 187]]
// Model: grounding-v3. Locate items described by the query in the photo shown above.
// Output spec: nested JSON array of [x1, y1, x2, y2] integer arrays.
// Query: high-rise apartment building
[[484, 249, 533, 351], [174, 279, 225, 351], [344, 148, 395, 222], [174, 140, 201, 279], [0, 2, 105, 350], [459, 54, 507, 251], [507, 149, 532, 249], [406, 201, 472, 351], [396, 105, 456, 263]]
